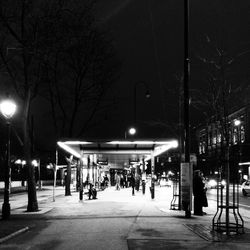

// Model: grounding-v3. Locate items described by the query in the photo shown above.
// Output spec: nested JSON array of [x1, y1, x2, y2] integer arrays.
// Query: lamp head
[[129, 127, 136, 135], [0, 99, 17, 119], [234, 119, 241, 126]]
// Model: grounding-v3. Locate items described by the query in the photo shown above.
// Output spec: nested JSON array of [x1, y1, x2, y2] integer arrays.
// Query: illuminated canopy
[[57, 139, 178, 168]]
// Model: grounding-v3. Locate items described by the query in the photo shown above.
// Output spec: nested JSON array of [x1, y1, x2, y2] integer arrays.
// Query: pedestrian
[[104, 174, 109, 187], [193, 170, 206, 216], [130, 174, 135, 196], [135, 174, 140, 191], [88, 183, 97, 200], [200, 172, 208, 211], [120, 174, 125, 188], [142, 179, 146, 194], [115, 171, 121, 190]]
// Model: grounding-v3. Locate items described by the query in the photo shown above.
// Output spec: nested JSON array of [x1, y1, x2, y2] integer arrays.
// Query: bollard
[[142, 180, 146, 195], [151, 182, 155, 199], [79, 190, 83, 201]]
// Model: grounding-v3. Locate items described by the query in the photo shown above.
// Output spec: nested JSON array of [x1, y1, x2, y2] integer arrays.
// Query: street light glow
[[234, 119, 241, 126], [0, 99, 17, 119], [129, 127, 136, 135], [32, 160, 38, 167]]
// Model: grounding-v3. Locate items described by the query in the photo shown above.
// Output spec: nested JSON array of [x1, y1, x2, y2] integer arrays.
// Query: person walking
[[130, 174, 135, 196], [193, 170, 206, 216], [115, 171, 121, 190]]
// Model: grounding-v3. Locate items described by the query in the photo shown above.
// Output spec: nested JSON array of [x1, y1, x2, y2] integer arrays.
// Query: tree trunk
[[24, 91, 38, 212]]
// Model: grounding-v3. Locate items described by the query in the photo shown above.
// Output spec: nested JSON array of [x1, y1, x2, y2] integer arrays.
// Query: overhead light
[[57, 142, 81, 158]]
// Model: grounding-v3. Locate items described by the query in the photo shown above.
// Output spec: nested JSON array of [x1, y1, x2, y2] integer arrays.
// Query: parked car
[[241, 180, 250, 196], [206, 176, 226, 189]]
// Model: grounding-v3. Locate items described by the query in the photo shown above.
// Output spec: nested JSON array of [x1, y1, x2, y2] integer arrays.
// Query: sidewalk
[[0, 186, 65, 243], [0, 185, 250, 249]]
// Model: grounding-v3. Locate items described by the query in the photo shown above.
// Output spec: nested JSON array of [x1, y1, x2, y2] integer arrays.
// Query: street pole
[[79, 158, 83, 201], [38, 159, 42, 190], [53, 150, 58, 202], [151, 152, 155, 199], [182, 0, 191, 218], [0, 97, 17, 219], [2, 122, 11, 219]]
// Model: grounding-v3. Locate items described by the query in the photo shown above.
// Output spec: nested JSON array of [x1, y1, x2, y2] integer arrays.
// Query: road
[[206, 187, 250, 220]]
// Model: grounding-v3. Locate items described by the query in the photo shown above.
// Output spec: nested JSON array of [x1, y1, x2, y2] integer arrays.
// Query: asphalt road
[[206, 187, 250, 220]]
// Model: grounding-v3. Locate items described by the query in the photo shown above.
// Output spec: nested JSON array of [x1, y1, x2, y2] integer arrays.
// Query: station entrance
[[57, 139, 178, 199]]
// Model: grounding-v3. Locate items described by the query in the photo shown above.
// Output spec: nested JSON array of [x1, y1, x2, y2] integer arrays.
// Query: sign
[[181, 163, 193, 210], [181, 154, 197, 166]]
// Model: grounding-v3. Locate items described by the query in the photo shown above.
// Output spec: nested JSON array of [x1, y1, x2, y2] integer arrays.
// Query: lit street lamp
[[124, 126, 137, 139], [0, 98, 17, 219]]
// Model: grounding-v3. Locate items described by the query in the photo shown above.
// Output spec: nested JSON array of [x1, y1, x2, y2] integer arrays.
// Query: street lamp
[[0, 98, 17, 219], [129, 127, 136, 135]]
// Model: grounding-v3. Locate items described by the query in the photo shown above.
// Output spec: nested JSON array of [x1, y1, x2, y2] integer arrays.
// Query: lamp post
[[0, 98, 17, 219], [129, 81, 150, 137]]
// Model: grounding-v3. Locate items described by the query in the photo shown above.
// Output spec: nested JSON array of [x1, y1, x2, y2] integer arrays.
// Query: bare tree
[[0, 0, 49, 212], [191, 34, 250, 233], [37, 0, 121, 195], [39, 1, 120, 140], [0, 0, 121, 208]]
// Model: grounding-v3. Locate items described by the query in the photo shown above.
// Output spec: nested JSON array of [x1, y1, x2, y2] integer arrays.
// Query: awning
[[57, 139, 178, 168]]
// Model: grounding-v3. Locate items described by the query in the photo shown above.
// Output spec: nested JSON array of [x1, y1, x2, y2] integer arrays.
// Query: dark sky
[[86, 0, 250, 140], [23, 0, 250, 155], [1, 0, 250, 162], [91, 0, 184, 139]]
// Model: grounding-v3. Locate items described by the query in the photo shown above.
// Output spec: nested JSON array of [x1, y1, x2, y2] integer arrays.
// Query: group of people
[[193, 170, 208, 216], [114, 171, 141, 196]]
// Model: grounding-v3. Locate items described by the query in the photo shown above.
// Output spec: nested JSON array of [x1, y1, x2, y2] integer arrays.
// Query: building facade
[[196, 105, 250, 181]]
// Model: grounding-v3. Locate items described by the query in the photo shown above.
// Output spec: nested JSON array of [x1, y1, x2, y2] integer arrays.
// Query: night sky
[[87, 0, 250, 140], [3, 0, 249, 155]]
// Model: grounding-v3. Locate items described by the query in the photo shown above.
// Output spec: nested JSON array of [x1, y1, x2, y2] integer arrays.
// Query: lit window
[[240, 125, 245, 143], [217, 133, 221, 143], [212, 136, 216, 145]]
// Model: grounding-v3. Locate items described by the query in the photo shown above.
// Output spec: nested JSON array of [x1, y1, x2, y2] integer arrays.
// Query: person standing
[[193, 170, 206, 216], [200, 172, 208, 211]]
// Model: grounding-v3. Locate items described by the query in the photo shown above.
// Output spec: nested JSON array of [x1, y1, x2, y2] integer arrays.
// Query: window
[[240, 125, 245, 143]]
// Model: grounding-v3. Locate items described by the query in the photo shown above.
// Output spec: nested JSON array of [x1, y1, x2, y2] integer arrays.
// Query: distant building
[[196, 105, 250, 181]]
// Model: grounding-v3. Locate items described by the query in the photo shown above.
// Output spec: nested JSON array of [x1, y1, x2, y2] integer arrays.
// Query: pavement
[[0, 185, 250, 249]]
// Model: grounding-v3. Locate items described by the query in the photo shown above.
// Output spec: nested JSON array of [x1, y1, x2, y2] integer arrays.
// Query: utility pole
[[181, 0, 192, 218]]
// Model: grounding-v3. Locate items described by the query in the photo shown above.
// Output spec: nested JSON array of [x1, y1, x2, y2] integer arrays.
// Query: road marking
[[0, 227, 29, 243]]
